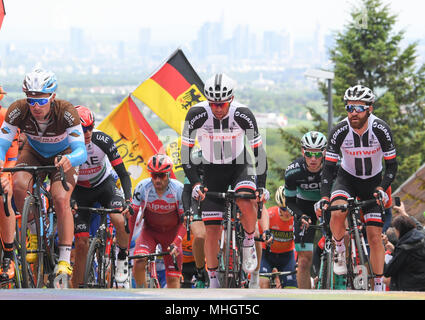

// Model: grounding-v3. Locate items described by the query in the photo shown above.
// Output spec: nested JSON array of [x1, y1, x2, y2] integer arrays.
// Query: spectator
[[384, 214, 425, 291]]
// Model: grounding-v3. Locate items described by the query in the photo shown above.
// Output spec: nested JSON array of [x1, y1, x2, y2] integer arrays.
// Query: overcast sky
[[1, 0, 424, 44]]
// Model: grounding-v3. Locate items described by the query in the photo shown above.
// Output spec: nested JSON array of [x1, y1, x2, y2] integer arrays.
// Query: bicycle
[[207, 190, 259, 288], [1, 161, 67, 288], [326, 197, 384, 290], [81, 206, 124, 289], [128, 251, 178, 288]]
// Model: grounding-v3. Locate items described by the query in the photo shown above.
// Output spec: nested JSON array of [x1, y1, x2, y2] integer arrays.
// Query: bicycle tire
[[346, 215, 368, 290], [20, 195, 44, 288], [106, 243, 116, 288], [83, 237, 105, 288]]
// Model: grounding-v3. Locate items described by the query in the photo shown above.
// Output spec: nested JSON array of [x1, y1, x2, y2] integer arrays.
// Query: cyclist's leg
[[133, 227, 155, 288], [356, 175, 385, 291], [293, 200, 317, 289], [71, 187, 93, 288], [0, 174, 17, 280], [190, 200, 207, 277], [161, 230, 183, 289], [49, 150, 78, 275], [201, 165, 229, 288], [100, 177, 129, 283], [328, 173, 354, 275], [276, 250, 298, 288], [232, 165, 258, 273], [259, 250, 272, 288]]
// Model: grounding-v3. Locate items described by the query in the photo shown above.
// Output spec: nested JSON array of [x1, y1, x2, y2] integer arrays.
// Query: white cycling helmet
[[275, 186, 286, 208], [23, 68, 58, 95], [301, 131, 327, 150], [204, 73, 235, 102], [344, 85, 375, 104]]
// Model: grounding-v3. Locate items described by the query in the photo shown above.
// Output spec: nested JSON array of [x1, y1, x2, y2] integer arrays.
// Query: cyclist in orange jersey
[[0, 87, 20, 281]]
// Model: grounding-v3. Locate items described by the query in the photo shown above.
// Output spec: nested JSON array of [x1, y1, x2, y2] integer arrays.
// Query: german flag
[[132, 49, 205, 134]]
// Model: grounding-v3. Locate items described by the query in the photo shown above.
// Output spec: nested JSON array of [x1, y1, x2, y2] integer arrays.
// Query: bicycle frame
[[207, 190, 258, 288]]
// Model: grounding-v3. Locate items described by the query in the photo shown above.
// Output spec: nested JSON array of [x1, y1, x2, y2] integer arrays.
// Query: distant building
[[255, 112, 288, 128]]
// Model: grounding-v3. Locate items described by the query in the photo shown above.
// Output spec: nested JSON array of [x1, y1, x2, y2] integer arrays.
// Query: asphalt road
[[0, 288, 423, 300]]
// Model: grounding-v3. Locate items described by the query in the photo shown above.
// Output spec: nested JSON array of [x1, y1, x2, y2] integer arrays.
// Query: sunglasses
[[82, 125, 94, 133], [304, 151, 323, 158], [209, 101, 230, 109], [151, 173, 167, 180], [345, 104, 370, 113], [27, 94, 53, 107]]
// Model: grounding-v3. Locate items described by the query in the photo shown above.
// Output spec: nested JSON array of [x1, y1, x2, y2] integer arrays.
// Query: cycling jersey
[[284, 156, 322, 218], [77, 130, 132, 201], [130, 178, 185, 246], [258, 206, 295, 254], [321, 114, 397, 198], [0, 99, 86, 167], [181, 100, 267, 189], [0, 107, 18, 168]]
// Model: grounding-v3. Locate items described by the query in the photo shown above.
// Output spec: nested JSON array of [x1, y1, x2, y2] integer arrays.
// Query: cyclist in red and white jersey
[[71, 106, 132, 288], [316, 85, 397, 291], [129, 154, 184, 288]]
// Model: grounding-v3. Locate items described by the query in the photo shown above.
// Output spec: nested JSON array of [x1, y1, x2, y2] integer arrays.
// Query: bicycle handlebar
[[326, 198, 379, 213], [75, 206, 123, 214], [128, 250, 179, 271]]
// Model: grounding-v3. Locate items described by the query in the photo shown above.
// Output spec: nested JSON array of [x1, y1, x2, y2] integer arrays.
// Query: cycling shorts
[[15, 142, 78, 188], [260, 250, 297, 288], [330, 168, 384, 227], [201, 164, 256, 226], [133, 225, 183, 278], [72, 175, 125, 237], [294, 199, 317, 251]]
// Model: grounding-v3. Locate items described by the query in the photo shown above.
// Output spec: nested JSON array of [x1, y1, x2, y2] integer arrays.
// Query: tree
[[277, 0, 425, 190]]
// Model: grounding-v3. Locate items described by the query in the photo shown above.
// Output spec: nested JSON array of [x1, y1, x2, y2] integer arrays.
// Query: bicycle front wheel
[[20, 195, 44, 288], [83, 237, 106, 288]]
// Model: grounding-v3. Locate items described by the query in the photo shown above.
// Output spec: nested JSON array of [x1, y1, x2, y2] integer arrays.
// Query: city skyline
[[2, 0, 425, 46]]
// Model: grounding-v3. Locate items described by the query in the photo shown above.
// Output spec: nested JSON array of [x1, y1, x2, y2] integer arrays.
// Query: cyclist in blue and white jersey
[[0, 68, 87, 280]]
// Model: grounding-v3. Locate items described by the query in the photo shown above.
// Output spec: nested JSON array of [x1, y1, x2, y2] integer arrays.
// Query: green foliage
[[277, 0, 425, 190]]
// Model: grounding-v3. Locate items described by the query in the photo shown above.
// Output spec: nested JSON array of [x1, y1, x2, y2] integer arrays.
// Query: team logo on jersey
[[69, 130, 81, 137], [177, 85, 205, 110], [1, 126, 10, 134]]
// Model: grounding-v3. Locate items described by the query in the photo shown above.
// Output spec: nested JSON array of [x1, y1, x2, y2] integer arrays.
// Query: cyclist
[[258, 187, 297, 288], [284, 130, 327, 289], [129, 154, 184, 288], [181, 73, 268, 288], [182, 147, 208, 288], [0, 68, 87, 281], [316, 85, 397, 291], [0, 86, 19, 281], [70, 105, 132, 288]]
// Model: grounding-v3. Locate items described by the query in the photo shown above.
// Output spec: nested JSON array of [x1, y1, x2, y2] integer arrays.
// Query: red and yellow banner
[[0, 1, 5, 31], [97, 95, 173, 190], [132, 49, 206, 134]]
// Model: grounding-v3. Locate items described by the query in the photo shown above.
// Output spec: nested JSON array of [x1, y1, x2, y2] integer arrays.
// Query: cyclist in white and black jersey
[[316, 85, 397, 291], [182, 73, 268, 288], [71, 106, 132, 288]]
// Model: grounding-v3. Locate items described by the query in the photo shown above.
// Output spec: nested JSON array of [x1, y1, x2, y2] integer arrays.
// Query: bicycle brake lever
[[56, 155, 70, 192]]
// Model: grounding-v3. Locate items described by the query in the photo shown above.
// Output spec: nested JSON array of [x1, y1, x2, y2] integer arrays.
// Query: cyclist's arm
[[373, 119, 397, 191], [320, 124, 345, 199], [181, 107, 207, 186], [103, 136, 132, 201], [235, 107, 268, 188], [0, 121, 17, 162], [65, 124, 87, 167], [3, 132, 19, 168], [284, 165, 304, 219], [172, 197, 186, 247]]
